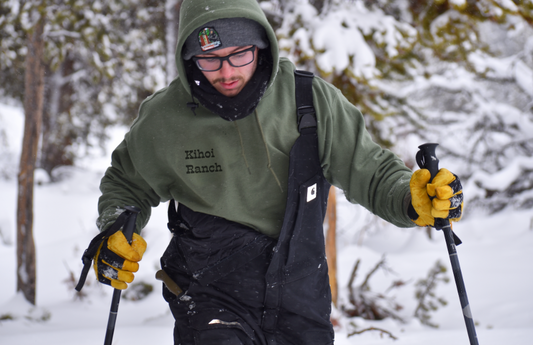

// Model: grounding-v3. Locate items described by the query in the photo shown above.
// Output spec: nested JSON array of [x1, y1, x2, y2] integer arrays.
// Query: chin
[[218, 88, 242, 97]]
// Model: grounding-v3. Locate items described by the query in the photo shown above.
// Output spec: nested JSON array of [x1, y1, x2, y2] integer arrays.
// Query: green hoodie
[[96, 0, 415, 237]]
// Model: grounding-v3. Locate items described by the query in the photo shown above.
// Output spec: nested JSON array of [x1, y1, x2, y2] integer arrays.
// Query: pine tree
[[39, 0, 167, 178], [269, 0, 533, 213], [0, 0, 168, 179], [0, 0, 27, 102], [0, 0, 169, 305]]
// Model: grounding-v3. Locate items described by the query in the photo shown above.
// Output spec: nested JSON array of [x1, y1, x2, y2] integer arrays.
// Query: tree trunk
[[17, 15, 45, 305], [40, 56, 75, 178], [325, 186, 338, 307], [165, 0, 182, 83]]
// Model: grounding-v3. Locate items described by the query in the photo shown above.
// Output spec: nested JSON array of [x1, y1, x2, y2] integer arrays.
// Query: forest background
[[2, 0, 532, 211]]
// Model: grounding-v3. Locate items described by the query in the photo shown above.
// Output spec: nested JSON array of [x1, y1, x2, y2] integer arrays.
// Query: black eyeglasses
[[192, 46, 256, 72]]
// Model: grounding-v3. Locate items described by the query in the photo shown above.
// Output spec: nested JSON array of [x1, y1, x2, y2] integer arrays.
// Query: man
[[90, 0, 464, 344]]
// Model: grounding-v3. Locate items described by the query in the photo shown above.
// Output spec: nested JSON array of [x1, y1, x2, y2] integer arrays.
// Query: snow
[[514, 60, 533, 96], [449, 0, 467, 7], [1, 101, 533, 344], [0, 102, 24, 174], [278, 0, 416, 78], [494, 0, 519, 11], [470, 156, 533, 191]]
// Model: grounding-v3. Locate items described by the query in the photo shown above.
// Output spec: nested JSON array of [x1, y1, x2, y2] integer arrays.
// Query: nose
[[219, 60, 234, 78]]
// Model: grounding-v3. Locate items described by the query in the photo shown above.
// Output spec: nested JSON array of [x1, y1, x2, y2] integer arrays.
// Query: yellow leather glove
[[93, 231, 147, 290], [409, 168, 464, 227]]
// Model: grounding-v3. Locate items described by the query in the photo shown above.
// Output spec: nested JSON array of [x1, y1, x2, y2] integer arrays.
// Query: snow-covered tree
[[0, 0, 168, 178], [40, 0, 167, 178], [0, 0, 27, 102], [0, 0, 170, 305], [266, 0, 533, 214]]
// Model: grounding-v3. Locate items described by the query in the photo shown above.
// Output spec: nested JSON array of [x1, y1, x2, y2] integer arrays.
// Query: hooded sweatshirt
[[96, 0, 415, 237]]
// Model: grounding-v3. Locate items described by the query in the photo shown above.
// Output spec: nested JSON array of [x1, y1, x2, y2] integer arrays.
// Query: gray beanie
[[182, 17, 269, 60]]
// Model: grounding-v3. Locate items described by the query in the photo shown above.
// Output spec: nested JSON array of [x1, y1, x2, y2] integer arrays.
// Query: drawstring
[[187, 86, 199, 115], [234, 122, 252, 175], [255, 110, 283, 193]]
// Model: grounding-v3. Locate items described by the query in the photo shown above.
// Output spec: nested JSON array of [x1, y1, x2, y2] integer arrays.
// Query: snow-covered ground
[[1, 103, 532, 344]]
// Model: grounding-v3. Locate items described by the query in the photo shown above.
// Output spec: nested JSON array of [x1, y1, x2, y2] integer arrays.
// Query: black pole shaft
[[103, 206, 140, 345], [104, 290, 122, 344], [416, 144, 479, 345], [442, 225, 478, 345]]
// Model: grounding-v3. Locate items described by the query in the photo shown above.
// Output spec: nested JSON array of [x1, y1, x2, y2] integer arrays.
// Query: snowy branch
[[45, 30, 81, 39]]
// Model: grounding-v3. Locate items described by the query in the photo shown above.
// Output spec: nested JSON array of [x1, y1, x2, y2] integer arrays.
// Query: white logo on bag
[[307, 183, 317, 202]]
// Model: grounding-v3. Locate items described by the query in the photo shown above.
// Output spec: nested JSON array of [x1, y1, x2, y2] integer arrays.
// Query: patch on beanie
[[198, 27, 222, 52]]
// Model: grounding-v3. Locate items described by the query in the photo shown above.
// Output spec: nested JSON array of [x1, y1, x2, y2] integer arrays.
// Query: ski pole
[[103, 205, 141, 345], [416, 143, 479, 345]]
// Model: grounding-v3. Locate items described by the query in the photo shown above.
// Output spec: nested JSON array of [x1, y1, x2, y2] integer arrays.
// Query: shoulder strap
[[294, 70, 317, 132]]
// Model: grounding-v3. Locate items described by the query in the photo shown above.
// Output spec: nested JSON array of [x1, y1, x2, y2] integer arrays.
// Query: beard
[[212, 76, 246, 97]]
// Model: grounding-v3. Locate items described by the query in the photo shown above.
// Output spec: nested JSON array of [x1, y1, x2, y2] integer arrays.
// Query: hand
[[93, 231, 147, 290], [409, 168, 464, 227]]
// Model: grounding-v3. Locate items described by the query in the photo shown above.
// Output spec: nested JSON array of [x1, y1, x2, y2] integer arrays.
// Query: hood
[[176, 0, 279, 95]]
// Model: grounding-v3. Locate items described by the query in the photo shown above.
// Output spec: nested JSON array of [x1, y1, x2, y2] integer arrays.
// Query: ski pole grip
[[415, 143, 453, 231], [122, 205, 141, 243], [416, 143, 440, 179]]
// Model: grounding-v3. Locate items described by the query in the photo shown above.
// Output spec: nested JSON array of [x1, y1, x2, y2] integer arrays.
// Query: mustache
[[213, 76, 243, 85]]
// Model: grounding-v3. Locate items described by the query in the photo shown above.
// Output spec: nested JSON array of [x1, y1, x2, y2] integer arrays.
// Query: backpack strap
[[294, 70, 317, 131]]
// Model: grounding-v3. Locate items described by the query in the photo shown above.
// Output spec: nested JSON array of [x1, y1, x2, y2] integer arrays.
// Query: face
[[195, 45, 259, 97]]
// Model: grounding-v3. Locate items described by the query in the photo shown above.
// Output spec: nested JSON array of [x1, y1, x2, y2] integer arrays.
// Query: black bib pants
[[161, 74, 334, 345]]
